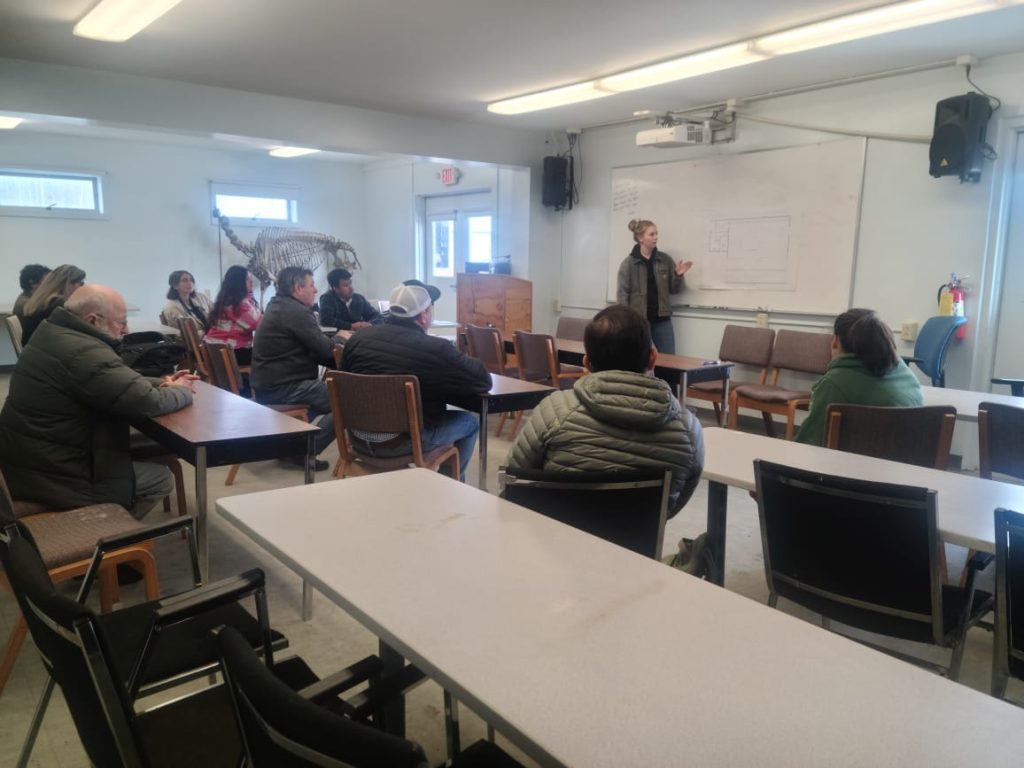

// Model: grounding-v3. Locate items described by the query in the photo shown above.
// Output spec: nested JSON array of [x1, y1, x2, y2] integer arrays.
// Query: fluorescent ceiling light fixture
[[487, 82, 611, 115], [268, 146, 321, 158], [74, 0, 183, 42], [598, 43, 766, 93], [754, 0, 1010, 56], [0, 117, 24, 130]]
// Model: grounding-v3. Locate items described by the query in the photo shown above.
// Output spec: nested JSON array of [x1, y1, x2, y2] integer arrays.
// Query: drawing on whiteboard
[[611, 178, 640, 213], [701, 216, 795, 291]]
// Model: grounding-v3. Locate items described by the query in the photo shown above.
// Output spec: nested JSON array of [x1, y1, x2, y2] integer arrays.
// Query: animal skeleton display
[[213, 208, 360, 294]]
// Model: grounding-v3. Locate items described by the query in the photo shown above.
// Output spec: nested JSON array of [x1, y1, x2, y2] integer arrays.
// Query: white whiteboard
[[607, 138, 867, 314]]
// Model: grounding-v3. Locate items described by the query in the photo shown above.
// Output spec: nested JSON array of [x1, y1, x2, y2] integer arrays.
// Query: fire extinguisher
[[936, 273, 967, 339]]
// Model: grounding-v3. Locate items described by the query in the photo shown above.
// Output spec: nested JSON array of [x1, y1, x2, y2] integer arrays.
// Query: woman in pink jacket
[[205, 266, 262, 365]]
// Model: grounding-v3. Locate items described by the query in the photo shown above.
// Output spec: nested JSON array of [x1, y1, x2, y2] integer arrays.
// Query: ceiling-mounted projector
[[636, 122, 710, 148]]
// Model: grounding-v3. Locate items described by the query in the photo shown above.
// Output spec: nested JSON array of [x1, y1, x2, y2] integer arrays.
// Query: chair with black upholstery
[[555, 315, 589, 342], [686, 324, 775, 425], [902, 315, 966, 387], [326, 371, 460, 480], [754, 459, 993, 680], [728, 329, 832, 439], [824, 404, 957, 470], [5, 314, 23, 357], [465, 324, 519, 437], [218, 625, 520, 768], [979, 401, 1024, 483], [992, 507, 1024, 699], [0, 513, 289, 766], [513, 330, 586, 391], [499, 467, 671, 559]]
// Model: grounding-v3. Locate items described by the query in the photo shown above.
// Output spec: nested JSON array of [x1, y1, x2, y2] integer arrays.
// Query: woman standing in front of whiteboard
[[616, 219, 692, 354]]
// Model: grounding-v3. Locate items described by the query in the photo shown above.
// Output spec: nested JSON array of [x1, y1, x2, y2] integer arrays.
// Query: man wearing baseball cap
[[339, 281, 490, 481]]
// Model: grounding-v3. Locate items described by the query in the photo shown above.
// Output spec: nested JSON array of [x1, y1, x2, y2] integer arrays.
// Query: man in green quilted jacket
[[507, 305, 704, 515]]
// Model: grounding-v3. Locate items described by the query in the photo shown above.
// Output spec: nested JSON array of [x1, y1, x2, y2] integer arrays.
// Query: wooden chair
[[0, 468, 159, 696], [755, 459, 992, 681], [825, 404, 957, 470], [555, 315, 589, 342], [513, 330, 586, 391], [979, 401, 1024, 483], [686, 325, 775, 425], [203, 340, 309, 485], [5, 314, 23, 357], [465, 324, 519, 437], [325, 371, 459, 480], [177, 315, 210, 380], [727, 329, 832, 440]]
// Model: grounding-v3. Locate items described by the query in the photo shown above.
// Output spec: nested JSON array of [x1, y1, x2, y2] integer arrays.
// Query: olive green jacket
[[616, 246, 684, 320], [0, 307, 192, 509]]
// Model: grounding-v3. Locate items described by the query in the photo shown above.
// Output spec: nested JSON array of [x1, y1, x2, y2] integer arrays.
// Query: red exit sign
[[439, 166, 461, 185]]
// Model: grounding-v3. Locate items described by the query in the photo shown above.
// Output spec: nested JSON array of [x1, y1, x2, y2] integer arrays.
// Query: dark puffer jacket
[[507, 369, 704, 514], [251, 295, 337, 391], [0, 307, 193, 509], [339, 319, 490, 426]]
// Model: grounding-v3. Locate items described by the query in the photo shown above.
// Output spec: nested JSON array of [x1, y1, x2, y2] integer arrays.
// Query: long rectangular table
[[134, 381, 319, 583], [446, 373, 554, 490], [921, 385, 1024, 422], [218, 468, 1024, 768], [701, 427, 1024, 586]]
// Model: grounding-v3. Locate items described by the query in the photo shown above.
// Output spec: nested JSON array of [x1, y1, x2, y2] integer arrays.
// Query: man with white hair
[[0, 284, 196, 517], [339, 281, 490, 481]]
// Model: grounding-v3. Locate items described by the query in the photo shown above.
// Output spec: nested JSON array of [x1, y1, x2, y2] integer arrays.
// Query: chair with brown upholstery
[[203, 340, 309, 485], [555, 316, 589, 342], [177, 315, 210, 380], [0, 468, 159, 695], [5, 314, 23, 357], [513, 330, 586, 391], [825, 404, 957, 470], [727, 329, 832, 440], [686, 325, 775, 425], [325, 371, 460, 480], [465, 324, 520, 437]]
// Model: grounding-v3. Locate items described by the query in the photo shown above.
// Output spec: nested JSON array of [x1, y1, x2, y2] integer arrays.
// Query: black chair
[[991, 377, 1024, 397], [902, 315, 966, 387], [218, 626, 522, 768], [993, 508, 1024, 699], [754, 459, 993, 680], [0, 514, 288, 767], [979, 401, 1024, 483], [499, 467, 671, 559]]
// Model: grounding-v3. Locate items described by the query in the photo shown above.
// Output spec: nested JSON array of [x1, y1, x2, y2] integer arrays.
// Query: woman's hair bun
[[627, 219, 640, 233]]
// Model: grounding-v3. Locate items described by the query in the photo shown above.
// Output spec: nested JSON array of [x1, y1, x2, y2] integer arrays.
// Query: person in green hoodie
[[796, 308, 922, 446]]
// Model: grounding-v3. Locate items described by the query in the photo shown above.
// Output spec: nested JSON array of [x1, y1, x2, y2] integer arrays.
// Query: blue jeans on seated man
[[359, 410, 479, 482], [253, 379, 336, 456]]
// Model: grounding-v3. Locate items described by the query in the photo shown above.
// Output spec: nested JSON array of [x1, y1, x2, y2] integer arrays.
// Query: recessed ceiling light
[[74, 0, 183, 43], [269, 146, 321, 158], [0, 117, 25, 130]]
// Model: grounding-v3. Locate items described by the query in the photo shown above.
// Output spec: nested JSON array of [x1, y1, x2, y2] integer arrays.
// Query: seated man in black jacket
[[251, 267, 343, 470], [340, 281, 490, 481], [319, 268, 380, 331]]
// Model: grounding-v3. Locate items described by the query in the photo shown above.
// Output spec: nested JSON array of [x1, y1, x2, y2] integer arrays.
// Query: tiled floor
[[0, 386, 1020, 766]]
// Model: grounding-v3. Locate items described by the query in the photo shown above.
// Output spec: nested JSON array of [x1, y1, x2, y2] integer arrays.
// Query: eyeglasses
[[94, 313, 129, 329]]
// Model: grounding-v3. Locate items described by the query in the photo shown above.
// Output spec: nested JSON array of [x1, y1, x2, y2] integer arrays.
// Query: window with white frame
[[210, 181, 300, 226], [0, 169, 105, 218]]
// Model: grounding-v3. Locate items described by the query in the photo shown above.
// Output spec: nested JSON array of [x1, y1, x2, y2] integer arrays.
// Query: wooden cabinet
[[456, 274, 532, 337]]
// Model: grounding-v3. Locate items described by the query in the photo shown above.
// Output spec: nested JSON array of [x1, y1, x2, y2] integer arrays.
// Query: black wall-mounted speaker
[[929, 92, 993, 183], [542, 155, 570, 209]]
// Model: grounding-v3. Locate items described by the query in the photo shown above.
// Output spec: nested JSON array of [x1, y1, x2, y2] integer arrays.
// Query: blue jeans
[[361, 410, 479, 482], [650, 318, 676, 355], [253, 379, 336, 456]]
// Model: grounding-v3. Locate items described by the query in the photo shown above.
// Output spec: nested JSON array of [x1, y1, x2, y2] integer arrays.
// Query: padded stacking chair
[[325, 371, 460, 480], [465, 324, 520, 437], [203, 340, 309, 485], [992, 508, 1024, 699], [992, 377, 1024, 397], [825, 404, 957, 470], [513, 330, 586, 391], [0, 469, 158, 696], [177, 315, 210, 380], [754, 459, 993, 680], [500, 467, 671, 559], [728, 329, 832, 439], [1, 513, 289, 767], [686, 325, 775, 425], [5, 314, 23, 357], [979, 401, 1024, 483], [903, 315, 966, 387], [555, 315, 589, 342]]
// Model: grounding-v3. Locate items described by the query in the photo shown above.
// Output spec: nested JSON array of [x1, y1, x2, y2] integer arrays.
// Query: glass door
[[423, 193, 495, 323]]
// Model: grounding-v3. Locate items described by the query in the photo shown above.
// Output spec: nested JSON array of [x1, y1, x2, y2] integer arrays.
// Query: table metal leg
[[302, 432, 316, 621], [444, 689, 462, 759], [304, 431, 314, 485], [720, 376, 731, 426], [706, 480, 728, 587], [477, 398, 489, 491], [196, 445, 208, 584], [679, 371, 688, 405], [378, 640, 406, 736]]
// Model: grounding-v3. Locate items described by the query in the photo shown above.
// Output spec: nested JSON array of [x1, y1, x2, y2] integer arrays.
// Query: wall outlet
[[901, 321, 918, 342], [553, 298, 561, 313], [755, 312, 769, 328]]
